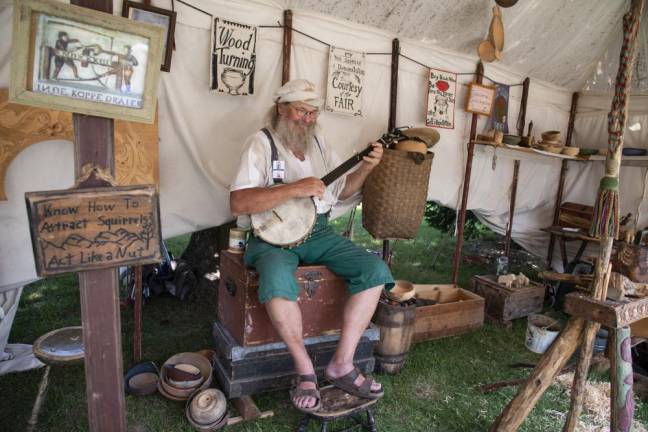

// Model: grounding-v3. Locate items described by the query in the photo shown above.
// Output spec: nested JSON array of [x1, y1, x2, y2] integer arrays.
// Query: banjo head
[[251, 197, 317, 247]]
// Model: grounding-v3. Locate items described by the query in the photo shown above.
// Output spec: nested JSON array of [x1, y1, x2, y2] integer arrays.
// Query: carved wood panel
[[0, 89, 159, 200]]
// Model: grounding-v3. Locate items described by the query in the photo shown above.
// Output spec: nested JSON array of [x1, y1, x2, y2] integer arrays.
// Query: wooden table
[[564, 292, 648, 431]]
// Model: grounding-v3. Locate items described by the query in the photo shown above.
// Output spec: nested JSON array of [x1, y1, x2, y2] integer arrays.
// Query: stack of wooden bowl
[[536, 130, 563, 154], [185, 388, 229, 431], [158, 352, 213, 401]]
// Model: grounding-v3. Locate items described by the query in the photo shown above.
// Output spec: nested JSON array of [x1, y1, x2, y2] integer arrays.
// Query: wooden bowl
[[478, 40, 497, 63], [187, 389, 228, 426], [158, 353, 213, 401], [541, 130, 561, 142], [502, 135, 522, 146], [561, 147, 579, 156], [543, 145, 564, 154], [386, 280, 416, 302]]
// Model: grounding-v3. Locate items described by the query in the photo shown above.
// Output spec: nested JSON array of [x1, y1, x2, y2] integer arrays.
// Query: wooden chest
[[218, 250, 347, 346], [469, 275, 545, 324], [412, 284, 485, 343]]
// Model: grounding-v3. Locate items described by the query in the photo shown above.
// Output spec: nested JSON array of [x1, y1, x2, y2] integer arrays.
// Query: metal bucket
[[525, 314, 561, 354]]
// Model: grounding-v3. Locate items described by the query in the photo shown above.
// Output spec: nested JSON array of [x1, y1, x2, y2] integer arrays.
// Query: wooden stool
[[297, 386, 379, 432], [28, 326, 84, 432]]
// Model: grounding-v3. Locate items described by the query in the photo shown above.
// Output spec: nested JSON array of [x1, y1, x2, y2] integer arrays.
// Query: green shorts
[[244, 214, 395, 304]]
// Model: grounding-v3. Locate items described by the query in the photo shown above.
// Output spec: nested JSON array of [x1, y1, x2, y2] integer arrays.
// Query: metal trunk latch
[[303, 271, 322, 298], [225, 277, 236, 296]]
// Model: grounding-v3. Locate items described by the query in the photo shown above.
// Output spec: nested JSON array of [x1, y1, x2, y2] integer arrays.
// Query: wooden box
[[469, 275, 545, 324], [218, 250, 347, 347], [212, 321, 377, 398], [412, 284, 485, 343]]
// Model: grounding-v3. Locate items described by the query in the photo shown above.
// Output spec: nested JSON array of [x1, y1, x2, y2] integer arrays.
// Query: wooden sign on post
[[26, 185, 161, 276]]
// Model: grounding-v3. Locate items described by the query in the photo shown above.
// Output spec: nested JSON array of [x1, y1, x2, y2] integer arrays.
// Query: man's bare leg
[[265, 297, 317, 409], [326, 286, 383, 391]]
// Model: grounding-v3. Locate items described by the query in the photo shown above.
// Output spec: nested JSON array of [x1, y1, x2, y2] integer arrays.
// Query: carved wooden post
[[610, 326, 634, 432], [382, 38, 400, 264], [451, 61, 483, 285], [282, 10, 292, 85]]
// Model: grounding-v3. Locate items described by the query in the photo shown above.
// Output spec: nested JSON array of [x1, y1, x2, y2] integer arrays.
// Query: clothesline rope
[[173, 1, 525, 87]]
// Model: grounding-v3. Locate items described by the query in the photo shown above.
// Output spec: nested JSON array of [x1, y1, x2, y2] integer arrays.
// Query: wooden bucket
[[372, 300, 416, 375]]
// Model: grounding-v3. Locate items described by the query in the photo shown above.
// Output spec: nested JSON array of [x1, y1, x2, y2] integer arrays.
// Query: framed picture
[[465, 83, 496, 116], [10, 0, 164, 124], [122, 1, 176, 72]]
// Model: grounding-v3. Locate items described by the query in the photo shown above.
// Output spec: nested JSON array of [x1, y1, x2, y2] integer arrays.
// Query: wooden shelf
[[472, 141, 648, 166]]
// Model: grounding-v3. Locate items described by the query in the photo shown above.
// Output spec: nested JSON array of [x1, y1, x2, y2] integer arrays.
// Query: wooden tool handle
[[538, 271, 593, 285]]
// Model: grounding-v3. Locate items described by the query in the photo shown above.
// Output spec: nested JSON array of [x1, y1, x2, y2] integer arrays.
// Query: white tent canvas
[[0, 0, 647, 295]]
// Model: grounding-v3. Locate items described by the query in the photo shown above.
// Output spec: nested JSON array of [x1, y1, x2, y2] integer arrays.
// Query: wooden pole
[[504, 160, 520, 258], [546, 92, 579, 268], [133, 265, 143, 363], [516, 77, 530, 137], [70, 3, 126, 431], [281, 10, 292, 85], [610, 326, 634, 432], [451, 61, 483, 285], [490, 317, 586, 431], [383, 38, 400, 264], [562, 263, 611, 432]]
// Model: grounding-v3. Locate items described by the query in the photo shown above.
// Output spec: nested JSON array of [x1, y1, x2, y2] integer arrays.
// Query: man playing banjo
[[230, 79, 394, 412]]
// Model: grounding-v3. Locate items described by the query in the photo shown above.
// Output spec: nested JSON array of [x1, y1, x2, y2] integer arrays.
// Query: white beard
[[273, 116, 317, 154]]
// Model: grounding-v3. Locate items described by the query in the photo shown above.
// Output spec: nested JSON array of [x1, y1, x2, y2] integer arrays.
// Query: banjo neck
[[320, 145, 374, 186]]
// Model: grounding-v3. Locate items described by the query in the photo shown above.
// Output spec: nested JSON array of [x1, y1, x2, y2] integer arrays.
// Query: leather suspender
[[261, 128, 283, 184]]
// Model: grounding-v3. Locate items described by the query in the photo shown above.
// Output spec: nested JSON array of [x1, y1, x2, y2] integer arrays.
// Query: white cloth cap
[[272, 79, 323, 107]]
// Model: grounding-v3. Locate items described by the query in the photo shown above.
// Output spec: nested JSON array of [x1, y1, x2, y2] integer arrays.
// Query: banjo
[[250, 144, 376, 247]]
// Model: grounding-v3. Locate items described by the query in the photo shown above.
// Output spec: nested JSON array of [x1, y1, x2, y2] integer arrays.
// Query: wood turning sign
[[26, 185, 162, 276]]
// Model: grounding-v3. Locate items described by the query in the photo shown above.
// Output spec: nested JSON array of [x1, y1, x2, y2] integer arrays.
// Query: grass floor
[[1, 213, 647, 431]]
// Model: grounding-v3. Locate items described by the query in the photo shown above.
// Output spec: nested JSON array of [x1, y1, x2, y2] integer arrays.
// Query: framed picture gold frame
[[465, 82, 496, 116], [10, 0, 164, 124]]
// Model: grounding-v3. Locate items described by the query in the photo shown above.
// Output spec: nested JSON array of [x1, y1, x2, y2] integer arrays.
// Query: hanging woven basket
[[362, 149, 434, 239]]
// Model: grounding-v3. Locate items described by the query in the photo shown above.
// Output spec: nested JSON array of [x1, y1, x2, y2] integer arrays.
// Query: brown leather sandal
[[325, 367, 384, 399], [289, 374, 321, 413]]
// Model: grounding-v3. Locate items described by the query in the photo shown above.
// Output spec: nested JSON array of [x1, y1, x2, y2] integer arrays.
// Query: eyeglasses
[[291, 105, 320, 119]]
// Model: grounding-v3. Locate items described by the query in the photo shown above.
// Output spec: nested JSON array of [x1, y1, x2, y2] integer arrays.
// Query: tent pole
[[516, 77, 530, 136], [546, 92, 579, 269], [70, 2, 126, 430], [451, 61, 483, 285], [382, 38, 400, 264], [504, 160, 520, 258], [282, 10, 293, 85]]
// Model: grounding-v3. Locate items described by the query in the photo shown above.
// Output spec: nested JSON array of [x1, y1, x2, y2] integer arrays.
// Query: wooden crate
[[470, 275, 545, 324], [412, 284, 484, 343], [218, 250, 347, 346]]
